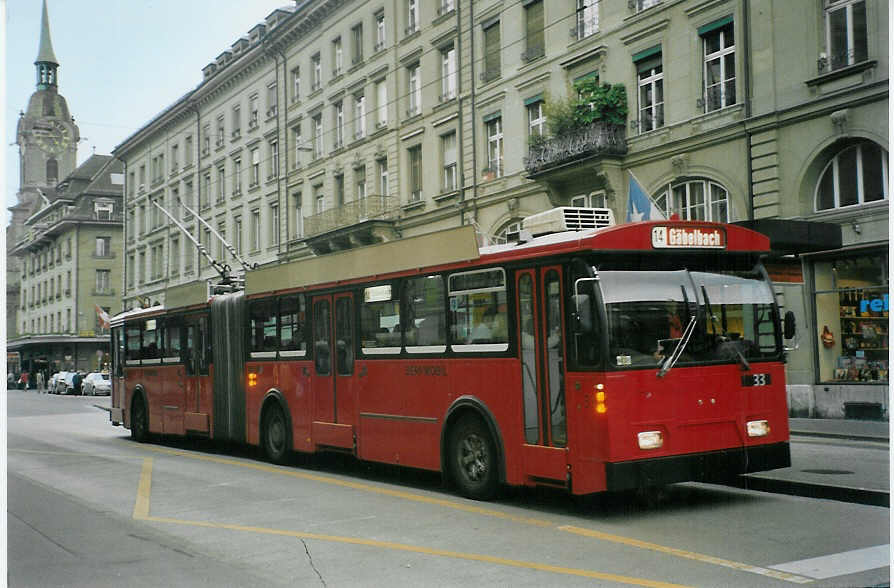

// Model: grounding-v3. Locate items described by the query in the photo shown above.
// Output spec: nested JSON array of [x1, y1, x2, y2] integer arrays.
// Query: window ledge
[[434, 190, 459, 203], [806, 60, 877, 87], [402, 199, 425, 212]]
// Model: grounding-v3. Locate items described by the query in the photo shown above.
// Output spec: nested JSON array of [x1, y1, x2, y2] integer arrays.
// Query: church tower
[[7, 0, 79, 339]]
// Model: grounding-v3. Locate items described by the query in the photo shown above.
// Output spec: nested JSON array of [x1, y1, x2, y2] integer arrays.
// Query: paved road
[[7, 390, 891, 587]]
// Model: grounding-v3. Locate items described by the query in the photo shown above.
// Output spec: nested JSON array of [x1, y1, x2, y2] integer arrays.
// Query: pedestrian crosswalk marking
[[770, 544, 890, 580]]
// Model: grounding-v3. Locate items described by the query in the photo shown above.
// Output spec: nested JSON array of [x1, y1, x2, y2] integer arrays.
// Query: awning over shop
[[733, 219, 842, 256]]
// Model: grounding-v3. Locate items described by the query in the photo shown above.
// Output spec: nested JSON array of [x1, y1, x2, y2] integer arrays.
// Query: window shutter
[[484, 23, 500, 75]]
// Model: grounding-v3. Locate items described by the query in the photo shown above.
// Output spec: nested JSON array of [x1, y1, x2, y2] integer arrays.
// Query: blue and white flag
[[626, 171, 666, 222]]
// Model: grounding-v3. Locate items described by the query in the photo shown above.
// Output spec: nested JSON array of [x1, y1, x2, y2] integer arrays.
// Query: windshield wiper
[[658, 314, 697, 378]]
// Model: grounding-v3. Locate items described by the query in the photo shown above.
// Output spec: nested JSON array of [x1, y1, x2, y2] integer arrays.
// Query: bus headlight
[[746, 420, 770, 437], [637, 431, 663, 450]]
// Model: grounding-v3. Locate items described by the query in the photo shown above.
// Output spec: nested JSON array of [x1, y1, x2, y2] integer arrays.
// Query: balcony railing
[[13, 211, 124, 250], [304, 195, 397, 237], [523, 122, 627, 176]]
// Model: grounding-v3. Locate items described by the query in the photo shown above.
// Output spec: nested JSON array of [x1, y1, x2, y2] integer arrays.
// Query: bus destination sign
[[651, 226, 726, 249]]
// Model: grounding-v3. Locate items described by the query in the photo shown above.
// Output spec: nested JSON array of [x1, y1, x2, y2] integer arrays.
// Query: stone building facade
[[115, 0, 888, 417]]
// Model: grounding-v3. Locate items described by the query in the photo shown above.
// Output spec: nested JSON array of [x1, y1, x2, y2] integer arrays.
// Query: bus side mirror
[[572, 294, 592, 333], [783, 311, 796, 340]]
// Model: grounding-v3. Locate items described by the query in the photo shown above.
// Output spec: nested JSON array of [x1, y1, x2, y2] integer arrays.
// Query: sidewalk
[[735, 417, 890, 507]]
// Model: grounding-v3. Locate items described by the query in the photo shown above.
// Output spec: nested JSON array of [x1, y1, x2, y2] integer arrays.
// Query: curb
[[728, 475, 889, 508], [790, 430, 889, 444]]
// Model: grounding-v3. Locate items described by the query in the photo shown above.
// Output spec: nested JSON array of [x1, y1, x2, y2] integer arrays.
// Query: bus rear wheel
[[263, 405, 289, 464], [130, 395, 148, 443], [448, 415, 499, 500]]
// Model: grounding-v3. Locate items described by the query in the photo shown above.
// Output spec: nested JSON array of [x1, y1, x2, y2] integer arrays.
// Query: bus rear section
[[563, 245, 791, 494]]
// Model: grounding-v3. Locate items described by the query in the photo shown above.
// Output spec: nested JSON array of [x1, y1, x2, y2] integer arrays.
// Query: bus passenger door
[[310, 294, 356, 451], [517, 266, 568, 485], [183, 315, 211, 434]]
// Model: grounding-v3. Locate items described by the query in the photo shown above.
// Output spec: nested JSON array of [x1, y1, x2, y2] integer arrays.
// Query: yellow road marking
[[132, 458, 153, 520], [141, 445, 553, 527], [559, 526, 813, 584], [135, 445, 813, 585]]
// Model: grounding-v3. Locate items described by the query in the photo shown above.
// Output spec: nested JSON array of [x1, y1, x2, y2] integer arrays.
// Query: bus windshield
[[599, 267, 779, 369]]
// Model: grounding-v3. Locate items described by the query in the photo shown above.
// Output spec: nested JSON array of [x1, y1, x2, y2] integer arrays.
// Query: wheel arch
[[441, 396, 506, 484], [128, 385, 147, 428], [259, 388, 292, 450]]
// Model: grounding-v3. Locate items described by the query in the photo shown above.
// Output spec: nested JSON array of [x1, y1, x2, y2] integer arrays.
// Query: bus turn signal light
[[746, 420, 770, 437], [594, 384, 606, 413], [637, 431, 663, 450], [248, 373, 257, 387]]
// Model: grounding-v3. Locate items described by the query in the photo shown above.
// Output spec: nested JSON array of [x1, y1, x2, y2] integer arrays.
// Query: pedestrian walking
[[36, 371, 45, 393]]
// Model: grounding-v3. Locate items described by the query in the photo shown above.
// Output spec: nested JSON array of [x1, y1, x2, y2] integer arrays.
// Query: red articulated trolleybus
[[110, 207, 794, 500]]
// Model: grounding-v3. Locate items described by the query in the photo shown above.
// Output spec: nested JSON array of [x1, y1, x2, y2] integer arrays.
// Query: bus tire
[[131, 394, 148, 443], [448, 414, 499, 500], [262, 404, 289, 464]]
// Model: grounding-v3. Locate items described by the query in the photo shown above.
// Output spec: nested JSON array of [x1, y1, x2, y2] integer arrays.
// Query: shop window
[[815, 140, 887, 211], [814, 253, 888, 383]]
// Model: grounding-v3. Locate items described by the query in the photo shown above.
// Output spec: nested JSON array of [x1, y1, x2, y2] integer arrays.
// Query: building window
[[406, 0, 419, 35], [376, 79, 388, 128], [334, 174, 345, 207], [636, 51, 664, 132], [185, 136, 193, 164], [523, 0, 545, 62], [635, 0, 661, 12], [407, 64, 421, 117], [95, 236, 111, 257], [250, 209, 261, 252], [95, 201, 114, 220], [378, 158, 388, 196], [170, 144, 179, 172], [270, 203, 280, 245], [486, 116, 503, 177], [216, 116, 225, 147], [333, 37, 343, 77], [201, 173, 211, 208], [233, 158, 242, 194], [232, 105, 241, 138], [439, 0, 455, 15], [408, 145, 422, 201], [267, 83, 278, 117], [314, 184, 325, 214], [527, 99, 545, 139], [292, 194, 303, 239], [312, 114, 323, 159], [95, 269, 111, 294], [251, 148, 260, 186], [814, 252, 888, 384], [202, 124, 211, 155], [311, 53, 322, 91], [45, 159, 58, 182], [269, 140, 279, 179], [823, 0, 867, 72], [483, 21, 501, 82], [291, 66, 300, 102], [352, 24, 364, 64], [217, 166, 226, 203], [375, 11, 386, 51], [356, 166, 367, 200], [202, 230, 212, 267], [231, 215, 241, 256], [250, 94, 259, 128], [440, 44, 457, 102], [170, 237, 180, 276], [655, 179, 729, 222], [354, 94, 366, 140], [334, 101, 345, 149], [441, 132, 457, 192], [291, 124, 303, 169], [702, 20, 735, 112], [815, 141, 888, 211], [575, 0, 599, 39], [127, 254, 135, 287]]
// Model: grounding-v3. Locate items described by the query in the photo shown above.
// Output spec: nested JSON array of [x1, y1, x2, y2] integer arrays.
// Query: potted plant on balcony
[[481, 166, 497, 181]]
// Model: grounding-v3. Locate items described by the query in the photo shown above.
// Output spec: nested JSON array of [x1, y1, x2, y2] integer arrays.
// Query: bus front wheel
[[263, 405, 289, 464], [131, 395, 148, 443], [448, 415, 499, 500]]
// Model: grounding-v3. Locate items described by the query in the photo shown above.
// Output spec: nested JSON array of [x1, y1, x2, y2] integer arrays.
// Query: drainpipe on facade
[[191, 100, 201, 278], [456, 0, 464, 227], [120, 157, 128, 307], [468, 0, 478, 229], [264, 35, 287, 259], [744, 0, 754, 221]]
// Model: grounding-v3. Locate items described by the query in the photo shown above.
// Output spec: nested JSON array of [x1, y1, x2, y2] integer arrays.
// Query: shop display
[[834, 287, 888, 382]]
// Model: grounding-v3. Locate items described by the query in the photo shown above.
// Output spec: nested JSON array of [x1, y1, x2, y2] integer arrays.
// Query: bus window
[[314, 300, 331, 374], [184, 322, 196, 375], [544, 271, 566, 447], [404, 275, 446, 353], [113, 327, 125, 375], [335, 296, 354, 375], [142, 319, 161, 362], [279, 295, 307, 357], [249, 299, 278, 359], [449, 268, 508, 352], [518, 274, 538, 444], [125, 324, 141, 364], [360, 284, 401, 354], [164, 320, 182, 363]]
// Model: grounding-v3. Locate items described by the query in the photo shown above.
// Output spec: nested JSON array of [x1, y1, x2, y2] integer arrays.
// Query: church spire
[[35, 0, 59, 90]]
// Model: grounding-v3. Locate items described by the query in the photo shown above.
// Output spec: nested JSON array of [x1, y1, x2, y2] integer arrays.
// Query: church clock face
[[34, 120, 72, 155]]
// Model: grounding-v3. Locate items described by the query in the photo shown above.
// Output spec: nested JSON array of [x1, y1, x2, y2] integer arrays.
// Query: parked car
[[82, 372, 111, 396], [57, 372, 76, 395], [51, 371, 70, 394]]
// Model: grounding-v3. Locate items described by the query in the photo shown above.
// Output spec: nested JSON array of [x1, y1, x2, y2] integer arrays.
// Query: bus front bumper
[[604, 442, 791, 491]]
